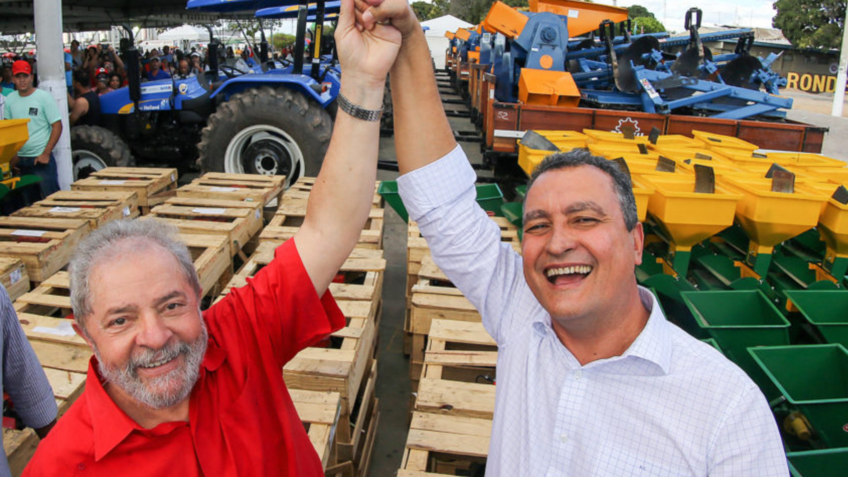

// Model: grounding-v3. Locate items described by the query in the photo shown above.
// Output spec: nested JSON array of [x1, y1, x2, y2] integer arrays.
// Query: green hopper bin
[[378, 181, 505, 223], [750, 344, 848, 449], [785, 290, 848, 349], [788, 448, 848, 477], [701, 338, 723, 353], [682, 290, 791, 396]]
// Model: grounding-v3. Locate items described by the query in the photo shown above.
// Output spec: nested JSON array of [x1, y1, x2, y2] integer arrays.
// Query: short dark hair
[[73, 68, 90, 87], [527, 149, 639, 231]]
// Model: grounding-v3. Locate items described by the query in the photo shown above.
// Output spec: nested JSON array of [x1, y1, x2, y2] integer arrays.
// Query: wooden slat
[[415, 378, 496, 419], [71, 168, 177, 208], [0, 257, 29, 302]]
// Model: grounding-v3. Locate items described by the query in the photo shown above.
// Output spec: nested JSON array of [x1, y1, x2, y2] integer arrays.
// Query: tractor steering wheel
[[220, 64, 248, 78]]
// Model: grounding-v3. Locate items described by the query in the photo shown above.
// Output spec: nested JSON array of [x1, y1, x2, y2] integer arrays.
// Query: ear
[[631, 222, 645, 266], [72, 320, 95, 350]]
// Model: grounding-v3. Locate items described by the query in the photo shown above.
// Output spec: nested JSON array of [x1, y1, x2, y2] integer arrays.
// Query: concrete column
[[34, 0, 73, 190], [832, 8, 848, 117]]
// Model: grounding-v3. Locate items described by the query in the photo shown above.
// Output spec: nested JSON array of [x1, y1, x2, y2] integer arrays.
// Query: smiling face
[[80, 241, 206, 409], [522, 166, 644, 330]]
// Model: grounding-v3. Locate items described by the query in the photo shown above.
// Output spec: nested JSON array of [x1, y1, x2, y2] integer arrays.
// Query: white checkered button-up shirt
[[398, 146, 788, 477]]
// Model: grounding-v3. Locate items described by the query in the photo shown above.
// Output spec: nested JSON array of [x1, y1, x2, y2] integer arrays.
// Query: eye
[[165, 302, 183, 311], [109, 317, 127, 327], [525, 222, 550, 233]]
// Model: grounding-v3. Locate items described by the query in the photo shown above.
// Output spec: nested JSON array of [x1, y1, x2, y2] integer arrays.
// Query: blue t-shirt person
[[146, 68, 171, 81]]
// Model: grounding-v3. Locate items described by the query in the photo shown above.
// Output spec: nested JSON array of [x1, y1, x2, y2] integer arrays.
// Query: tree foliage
[[412, 2, 438, 21], [632, 16, 665, 34], [450, 0, 529, 25], [628, 5, 655, 20], [773, 0, 846, 50], [271, 33, 296, 51]]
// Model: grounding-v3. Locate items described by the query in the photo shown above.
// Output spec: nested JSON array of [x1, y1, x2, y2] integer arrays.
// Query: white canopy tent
[[421, 15, 473, 70], [157, 25, 211, 42]]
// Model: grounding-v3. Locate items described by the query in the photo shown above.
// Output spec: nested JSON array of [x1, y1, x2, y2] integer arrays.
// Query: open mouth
[[545, 265, 593, 285]]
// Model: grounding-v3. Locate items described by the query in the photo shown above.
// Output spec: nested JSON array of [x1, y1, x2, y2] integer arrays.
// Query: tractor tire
[[70, 126, 134, 180], [197, 86, 333, 188]]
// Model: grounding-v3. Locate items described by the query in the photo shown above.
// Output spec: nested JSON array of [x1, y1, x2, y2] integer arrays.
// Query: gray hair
[[69, 219, 201, 332], [527, 149, 639, 231]]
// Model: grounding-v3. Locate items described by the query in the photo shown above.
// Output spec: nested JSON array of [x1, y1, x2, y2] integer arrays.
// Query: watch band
[[337, 92, 383, 122]]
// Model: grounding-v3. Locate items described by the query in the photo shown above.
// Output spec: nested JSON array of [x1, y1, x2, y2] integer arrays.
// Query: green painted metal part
[[0, 174, 42, 202], [378, 181, 506, 223], [788, 448, 848, 477], [700, 338, 723, 353], [682, 290, 791, 396], [750, 345, 848, 449], [785, 290, 848, 349], [515, 184, 527, 199], [500, 201, 522, 227]]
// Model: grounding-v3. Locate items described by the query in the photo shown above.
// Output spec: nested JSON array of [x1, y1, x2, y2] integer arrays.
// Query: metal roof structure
[[0, 0, 247, 34]]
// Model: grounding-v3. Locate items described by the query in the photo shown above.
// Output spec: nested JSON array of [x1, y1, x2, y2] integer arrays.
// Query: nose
[[545, 221, 577, 257], [135, 310, 174, 350]]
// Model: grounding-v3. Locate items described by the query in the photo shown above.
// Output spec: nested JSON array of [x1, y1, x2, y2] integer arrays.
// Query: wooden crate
[[147, 197, 264, 257], [71, 167, 178, 211], [284, 311, 378, 416], [177, 172, 284, 207], [223, 243, 385, 313], [334, 360, 380, 477], [0, 217, 91, 283], [179, 234, 232, 298], [399, 412, 492, 476], [259, 205, 384, 250], [421, 320, 496, 386], [12, 272, 91, 419], [286, 177, 384, 208], [290, 389, 344, 470], [12, 190, 139, 228], [0, 257, 29, 302], [4, 428, 38, 477]]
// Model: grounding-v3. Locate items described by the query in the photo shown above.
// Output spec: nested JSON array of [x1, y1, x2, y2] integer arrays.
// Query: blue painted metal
[[186, 0, 295, 13], [256, 1, 340, 19]]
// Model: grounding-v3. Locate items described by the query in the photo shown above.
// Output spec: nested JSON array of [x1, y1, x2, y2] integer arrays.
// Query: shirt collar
[[531, 286, 672, 375], [87, 339, 227, 461]]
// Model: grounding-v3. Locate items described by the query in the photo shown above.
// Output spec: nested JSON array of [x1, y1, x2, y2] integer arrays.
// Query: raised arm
[[357, 1, 527, 343], [357, 0, 455, 172], [294, 0, 401, 296]]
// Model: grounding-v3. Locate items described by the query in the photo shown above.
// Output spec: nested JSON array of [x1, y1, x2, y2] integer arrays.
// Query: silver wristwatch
[[337, 93, 383, 122]]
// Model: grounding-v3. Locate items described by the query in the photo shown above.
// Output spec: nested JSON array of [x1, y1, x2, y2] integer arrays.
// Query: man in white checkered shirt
[[355, 1, 789, 475]]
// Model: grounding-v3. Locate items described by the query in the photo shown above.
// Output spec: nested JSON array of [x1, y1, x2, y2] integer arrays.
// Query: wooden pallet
[[290, 389, 344, 470], [0, 257, 29, 302], [410, 289, 480, 375], [71, 167, 178, 211], [147, 197, 264, 257], [399, 412, 492, 476], [177, 172, 284, 207], [4, 428, 38, 476], [259, 206, 384, 249], [12, 190, 139, 228], [0, 217, 91, 283]]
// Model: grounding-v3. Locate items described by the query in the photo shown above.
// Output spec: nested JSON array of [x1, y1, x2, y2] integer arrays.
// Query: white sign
[[11, 230, 47, 237], [32, 321, 76, 337], [123, 206, 131, 217], [49, 206, 81, 213], [210, 187, 239, 192], [100, 180, 126, 185], [192, 208, 227, 215], [10, 268, 22, 284]]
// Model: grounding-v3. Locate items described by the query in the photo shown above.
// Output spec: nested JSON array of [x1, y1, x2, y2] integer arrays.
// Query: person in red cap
[[3, 60, 62, 197], [94, 67, 112, 96]]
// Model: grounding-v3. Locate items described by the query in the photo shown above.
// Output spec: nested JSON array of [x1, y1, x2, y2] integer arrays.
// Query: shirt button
[[574, 370, 582, 380], [559, 433, 568, 443]]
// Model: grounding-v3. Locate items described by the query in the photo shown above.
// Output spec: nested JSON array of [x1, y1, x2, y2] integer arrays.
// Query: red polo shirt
[[23, 238, 345, 476]]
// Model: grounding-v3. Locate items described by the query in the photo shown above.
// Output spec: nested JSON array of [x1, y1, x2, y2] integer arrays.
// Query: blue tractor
[[71, 0, 342, 188]]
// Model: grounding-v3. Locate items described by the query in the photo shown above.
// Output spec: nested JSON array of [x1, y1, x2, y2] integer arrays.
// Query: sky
[[609, 0, 778, 31]]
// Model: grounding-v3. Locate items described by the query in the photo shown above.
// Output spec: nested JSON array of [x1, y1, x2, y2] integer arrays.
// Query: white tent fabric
[[421, 15, 472, 70], [157, 25, 210, 42]]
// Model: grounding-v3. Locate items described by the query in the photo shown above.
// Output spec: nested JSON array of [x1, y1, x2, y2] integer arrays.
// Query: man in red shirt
[[22, 1, 401, 475]]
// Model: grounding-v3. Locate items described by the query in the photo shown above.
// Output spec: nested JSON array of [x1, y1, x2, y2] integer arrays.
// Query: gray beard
[[95, 317, 209, 410]]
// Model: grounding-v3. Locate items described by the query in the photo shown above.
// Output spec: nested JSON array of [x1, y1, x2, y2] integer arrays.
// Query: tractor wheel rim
[[224, 125, 304, 188], [72, 150, 108, 180]]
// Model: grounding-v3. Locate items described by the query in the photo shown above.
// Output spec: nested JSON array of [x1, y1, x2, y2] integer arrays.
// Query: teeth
[[546, 265, 593, 278], [140, 356, 174, 369]]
